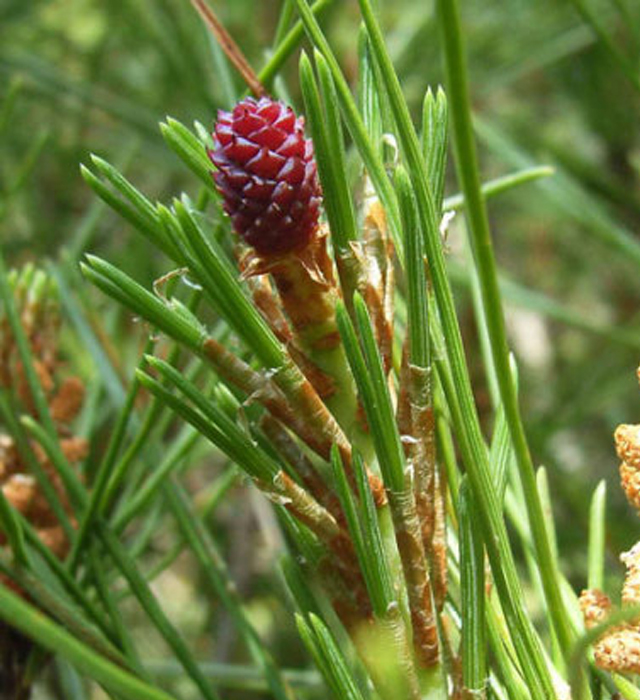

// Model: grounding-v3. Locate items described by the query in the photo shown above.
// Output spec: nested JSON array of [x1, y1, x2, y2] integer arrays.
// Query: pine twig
[[190, 0, 267, 98]]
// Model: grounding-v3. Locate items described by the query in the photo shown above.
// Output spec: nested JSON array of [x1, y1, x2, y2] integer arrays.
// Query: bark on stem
[[260, 415, 344, 524], [388, 484, 439, 667], [259, 470, 370, 616], [241, 229, 360, 435], [353, 603, 423, 700], [201, 338, 326, 455], [201, 338, 386, 506], [408, 364, 447, 610]]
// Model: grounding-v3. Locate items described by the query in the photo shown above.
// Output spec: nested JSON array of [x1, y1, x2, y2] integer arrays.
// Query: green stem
[[15, 507, 117, 644], [68, 344, 151, 569], [0, 584, 177, 700], [437, 0, 577, 668], [291, 0, 403, 255], [259, 0, 334, 90], [88, 543, 147, 677], [147, 660, 320, 691], [459, 479, 487, 699], [163, 482, 295, 700], [443, 166, 554, 212], [113, 425, 200, 531], [355, 0, 555, 694], [587, 481, 606, 591], [98, 524, 221, 700]]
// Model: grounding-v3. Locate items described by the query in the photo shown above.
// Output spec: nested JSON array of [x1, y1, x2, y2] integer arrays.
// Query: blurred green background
[[2, 0, 640, 695]]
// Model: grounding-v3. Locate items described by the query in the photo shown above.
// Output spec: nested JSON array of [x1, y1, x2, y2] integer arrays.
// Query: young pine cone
[[209, 96, 322, 256]]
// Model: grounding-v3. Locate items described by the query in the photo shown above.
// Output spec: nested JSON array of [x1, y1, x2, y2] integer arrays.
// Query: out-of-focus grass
[[2, 0, 640, 693]]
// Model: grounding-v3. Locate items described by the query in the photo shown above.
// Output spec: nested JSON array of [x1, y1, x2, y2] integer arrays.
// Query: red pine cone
[[209, 97, 322, 256]]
